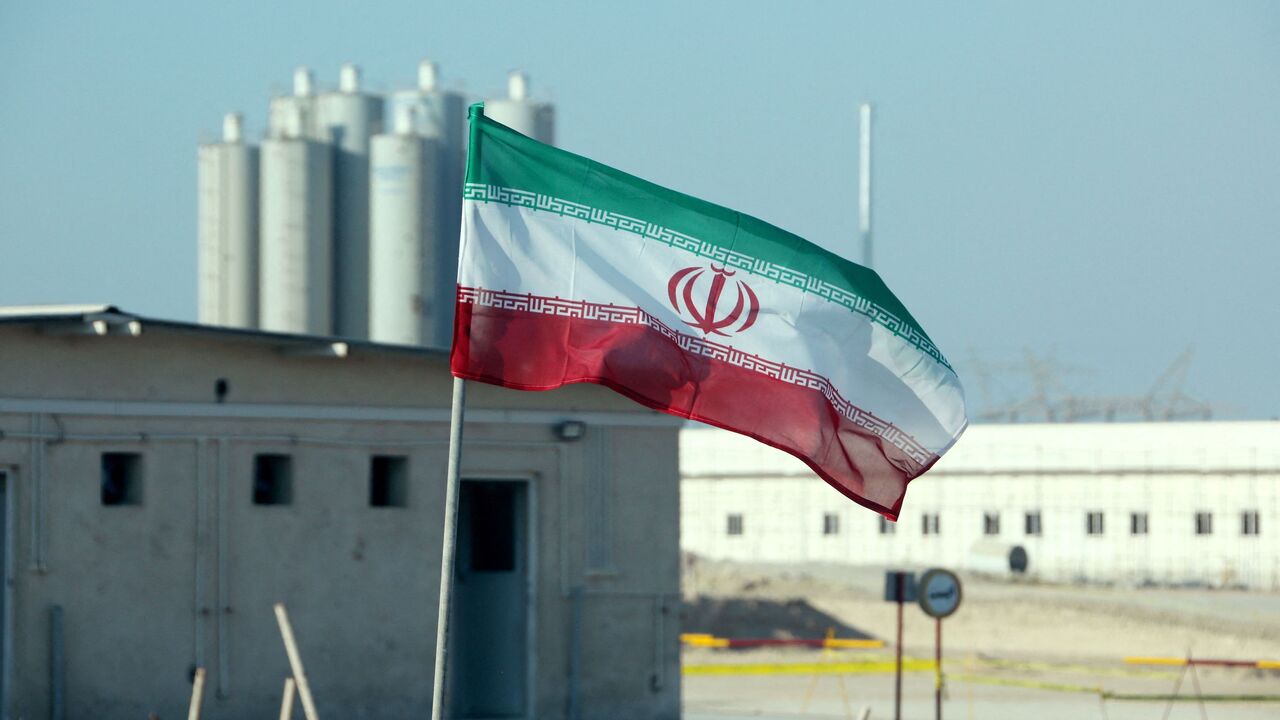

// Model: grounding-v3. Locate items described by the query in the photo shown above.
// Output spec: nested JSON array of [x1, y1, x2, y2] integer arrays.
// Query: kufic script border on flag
[[457, 284, 936, 470], [463, 182, 953, 373]]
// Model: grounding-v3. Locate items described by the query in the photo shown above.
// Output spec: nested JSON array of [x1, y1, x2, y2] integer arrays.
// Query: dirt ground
[[681, 557, 1280, 719]]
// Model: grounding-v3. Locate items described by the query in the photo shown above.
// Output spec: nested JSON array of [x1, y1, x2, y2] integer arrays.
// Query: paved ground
[[683, 560, 1280, 661], [683, 670, 1280, 720], [681, 560, 1280, 719]]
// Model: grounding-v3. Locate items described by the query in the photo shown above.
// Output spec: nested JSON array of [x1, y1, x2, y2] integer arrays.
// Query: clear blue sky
[[1, 1, 1277, 418]]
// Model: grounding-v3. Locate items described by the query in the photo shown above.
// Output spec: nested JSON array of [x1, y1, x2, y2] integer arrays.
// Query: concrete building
[[0, 306, 681, 719], [682, 423, 1280, 589]]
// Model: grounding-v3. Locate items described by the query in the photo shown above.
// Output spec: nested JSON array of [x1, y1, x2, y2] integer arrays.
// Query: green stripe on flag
[[466, 113, 952, 371]]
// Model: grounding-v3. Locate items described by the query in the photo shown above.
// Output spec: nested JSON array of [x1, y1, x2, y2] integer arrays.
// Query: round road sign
[[917, 568, 962, 619]]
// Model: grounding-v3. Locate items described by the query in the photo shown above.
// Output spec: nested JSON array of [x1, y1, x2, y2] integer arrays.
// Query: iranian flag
[[452, 106, 967, 519]]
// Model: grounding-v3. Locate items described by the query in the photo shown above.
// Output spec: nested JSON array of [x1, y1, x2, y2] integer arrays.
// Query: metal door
[[449, 479, 529, 718]]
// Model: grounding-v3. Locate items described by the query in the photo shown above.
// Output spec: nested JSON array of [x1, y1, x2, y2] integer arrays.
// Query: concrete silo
[[259, 103, 334, 335], [268, 67, 323, 141], [317, 63, 384, 339], [389, 60, 466, 211], [379, 60, 467, 347], [389, 61, 467, 153], [197, 113, 259, 328], [369, 104, 444, 346], [485, 71, 555, 144]]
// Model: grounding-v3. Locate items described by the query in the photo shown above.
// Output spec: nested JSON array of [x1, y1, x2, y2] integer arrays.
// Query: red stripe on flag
[[451, 299, 927, 519]]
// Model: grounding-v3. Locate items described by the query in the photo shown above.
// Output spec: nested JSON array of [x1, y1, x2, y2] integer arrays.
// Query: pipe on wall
[[215, 439, 230, 699], [49, 604, 64, 720], [566, 586, 582, 720], [28, 414, 46, 572], [192, 439, 207, 675]]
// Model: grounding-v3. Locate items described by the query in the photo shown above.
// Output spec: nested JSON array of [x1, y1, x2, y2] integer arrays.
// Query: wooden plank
[[187, 667, 207, 720], [274, 603, 320, 720]]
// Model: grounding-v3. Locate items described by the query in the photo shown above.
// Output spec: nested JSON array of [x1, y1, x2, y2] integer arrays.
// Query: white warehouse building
[[681, 422, 1280, 589]]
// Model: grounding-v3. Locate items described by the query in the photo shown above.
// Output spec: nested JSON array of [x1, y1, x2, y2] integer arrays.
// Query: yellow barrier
[[825, 638, 885, 649], [680, 633, 730, 648], [679, 633, 884, 650], [684, 659, 935, 676], [1125, 656, 1280, 670], [1124, 656, 1188, 666]]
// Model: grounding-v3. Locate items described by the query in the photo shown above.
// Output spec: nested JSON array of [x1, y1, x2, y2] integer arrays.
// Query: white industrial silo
[[197, 113, 259, 328], [383, 60, 467, 346], [389, 61, 467, 149], [369, 104, 444, 346], [485, 70, 555, 144], [389, 60, 466, 213], [317, 63, 384, 339], [259, 104, 334, 335], [268, 67, 324, 141]]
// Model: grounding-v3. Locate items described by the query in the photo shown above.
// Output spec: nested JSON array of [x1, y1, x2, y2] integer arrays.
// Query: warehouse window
[[1242, 511, 1260, 536], [983, 512, 1000, 536], [369, 455, 408, 508], [878, 516, 896, 535], [727, 514, 743, 536], [1195, 511, 1213, 536], [1024, 511, 1042, 536], [822, 513, 840, 536], [253, 454, 293, 506], [101, 452, 143, 506], [1130, 512, 1149, 535], [1085, 511, 1104, 536], [922, 513, 940, 535]]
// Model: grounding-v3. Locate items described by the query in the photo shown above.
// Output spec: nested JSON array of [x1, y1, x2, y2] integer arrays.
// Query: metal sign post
[[934, 618, 942, 720], [883, 571, 916, 720], [896, 580, 903, 720], [917, 569, 963, 720]]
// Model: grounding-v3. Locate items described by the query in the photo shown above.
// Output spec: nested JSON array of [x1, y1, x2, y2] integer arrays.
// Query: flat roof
[[0, 304, 449, 361]]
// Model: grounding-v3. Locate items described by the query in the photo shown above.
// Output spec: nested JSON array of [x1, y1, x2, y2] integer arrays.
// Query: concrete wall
[[682, 423, 1280, 589], [0, 322, 681, 719]]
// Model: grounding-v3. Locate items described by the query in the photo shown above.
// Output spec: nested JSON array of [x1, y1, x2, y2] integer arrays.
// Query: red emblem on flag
[[667, 264, 760, 336]]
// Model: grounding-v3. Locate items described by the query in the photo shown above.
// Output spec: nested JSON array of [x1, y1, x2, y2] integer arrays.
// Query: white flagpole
[[432, 102, 484, 719], [430, 376, 467, 720], [859, 103, 873, 269]]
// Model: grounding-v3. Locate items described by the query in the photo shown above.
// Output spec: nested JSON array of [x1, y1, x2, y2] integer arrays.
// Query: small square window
[[922, 513, 940, 536], [878, 516, 896, 535], [727, 513, 743, 536], [1086, 511, 1104, 536], [983, 512, 1000, 536], [1195, 511, 1213, 536], [1024, 511, 1042, 536], [101, 453, 143, 506], [1131, 512, 1149, 535], [822, 513, 840, 536], [1242, 510, 1261, 536], [253, 454, 293, 506], [369, 456, 408, 508]]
